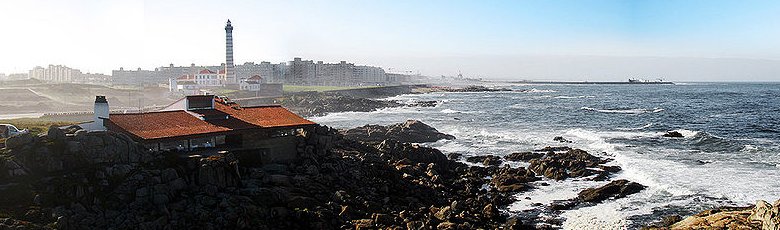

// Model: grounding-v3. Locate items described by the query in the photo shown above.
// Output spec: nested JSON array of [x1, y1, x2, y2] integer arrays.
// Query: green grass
[[282, 85, 379, 93], [0, 117, 79, 136]]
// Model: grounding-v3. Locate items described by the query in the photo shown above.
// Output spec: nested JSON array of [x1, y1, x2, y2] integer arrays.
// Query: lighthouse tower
[[225, 19, 236, 85]]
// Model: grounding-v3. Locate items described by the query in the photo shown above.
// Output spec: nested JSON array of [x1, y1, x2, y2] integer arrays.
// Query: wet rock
[[504, 152, 544, 162], [490, 166, 537, 192], [342, 120, 455, 143], [663, 131, 684, 138], [577, 179, 646, 203], [466, 155, 502, 166], [536, 146, 572, 152], [529, 148, 607, 180], [553, 136, 572, 143], [406, 100, 438, 107]]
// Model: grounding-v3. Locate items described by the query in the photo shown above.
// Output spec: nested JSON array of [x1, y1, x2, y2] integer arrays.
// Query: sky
[[1, 0, 780, 81]]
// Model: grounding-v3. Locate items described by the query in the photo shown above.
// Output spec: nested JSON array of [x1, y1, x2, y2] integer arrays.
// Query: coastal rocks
[[577, 179, 646, 203], [466, 155, 503, 166], [553, 136, 572, 143], [665, 207, 755, 229], [504, 152, 544, 162], [281, 91, 402, 117], [342, 120, 455, 144], [405, 100, 439, 107], [490, 166, 537, 192], [663, 131, 684, 138], [749, 199, 780, 230], [4, 132, 34, 149], [528, 148, 610, 180]]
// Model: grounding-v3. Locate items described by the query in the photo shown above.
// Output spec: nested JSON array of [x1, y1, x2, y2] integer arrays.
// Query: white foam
[[671, 129, 700, 138], [580, 107, 665, 115], [441, 109, 462, 114]]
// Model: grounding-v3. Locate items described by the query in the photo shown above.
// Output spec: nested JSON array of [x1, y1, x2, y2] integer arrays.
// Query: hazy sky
[[1, 0, 780, 81]]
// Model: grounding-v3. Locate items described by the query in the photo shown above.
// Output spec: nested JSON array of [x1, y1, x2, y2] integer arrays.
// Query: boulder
[[47, 126, 66, 142], [663, 131, 684, 138], [577, 179, 646, 203], [341, 120, 455, 143], [466, 155, 502, 166], [504, 152, 544, 162], [748, 199, 780, 230], [4, 132, 33, 149], [529, 148, 607, 180]]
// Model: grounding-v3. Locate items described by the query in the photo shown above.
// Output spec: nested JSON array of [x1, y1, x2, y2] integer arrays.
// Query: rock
[[341, 120, 455, 143], [47, 126, 66, 142], [536, 146, 572, 152], [663, 131, 684, 138], [406, 100, 438, 107], [504, 152, 544, 162], [529, 148, 607, 180], [437, 222, 456, 230], [5, 132, 33, 149], [577, 179, 646, 203], [553, 136, 572, 143], [748, 199, 780, 230], [434, 206, 452, 221], [466, 155, 502, 166], [666, 207, 755, 230], [490, 166, 537, 192]]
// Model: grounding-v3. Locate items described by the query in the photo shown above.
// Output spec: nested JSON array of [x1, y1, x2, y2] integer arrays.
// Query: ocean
[[310, 82, 780, 229]]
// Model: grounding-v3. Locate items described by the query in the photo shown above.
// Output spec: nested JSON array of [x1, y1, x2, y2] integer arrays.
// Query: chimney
[[94, 96, 109, 130]]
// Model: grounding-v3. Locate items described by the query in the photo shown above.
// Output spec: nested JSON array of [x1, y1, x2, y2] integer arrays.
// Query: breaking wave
[[581, 107, 665, 114]]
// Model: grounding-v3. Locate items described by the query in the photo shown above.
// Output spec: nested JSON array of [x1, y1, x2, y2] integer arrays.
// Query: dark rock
[[47, 126, 66, 142], [578, 179, 646, 203], [553, 136, 572, 143], [490, 166, 537, 192], [529, 149, 607, 180], [504, 152, 544, 162], [406, 100, 439, 107], [536, 146, 572, 152], [5, 132, 34, 149], [342, 120, 455, 143], [466, 155, 502, 166], [663, 131, 684, 138]]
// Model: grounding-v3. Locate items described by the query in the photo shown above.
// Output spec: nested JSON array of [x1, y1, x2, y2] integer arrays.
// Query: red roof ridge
[[110, 110, 186, 116]]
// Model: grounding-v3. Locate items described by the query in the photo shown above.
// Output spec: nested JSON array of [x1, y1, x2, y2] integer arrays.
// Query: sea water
[[311, 82, 780, 229]]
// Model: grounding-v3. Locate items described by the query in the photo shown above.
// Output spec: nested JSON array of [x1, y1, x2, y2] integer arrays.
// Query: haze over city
[[2, 0, 780, 81]]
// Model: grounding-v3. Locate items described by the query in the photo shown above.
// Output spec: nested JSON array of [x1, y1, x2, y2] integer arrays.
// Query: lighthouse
[[225, 19, 236, 85]]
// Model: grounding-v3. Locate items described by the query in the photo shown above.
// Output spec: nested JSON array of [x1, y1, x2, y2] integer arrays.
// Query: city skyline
[[2, 0, 780, 81]]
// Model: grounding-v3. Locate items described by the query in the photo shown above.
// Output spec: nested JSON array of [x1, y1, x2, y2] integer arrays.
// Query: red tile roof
[[218, 69, 226, 74], [108, 111, 231, 140], [248, 75, 262, 81], [107, 96, 315, 141], [199, 69, 216, 74], [177, 74, 193, 80]]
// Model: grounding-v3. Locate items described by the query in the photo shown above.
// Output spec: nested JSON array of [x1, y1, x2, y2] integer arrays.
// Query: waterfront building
[[90, 95, 315, 164]]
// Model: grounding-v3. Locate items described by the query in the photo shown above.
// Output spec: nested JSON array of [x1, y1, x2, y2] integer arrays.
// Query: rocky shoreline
[[1, 120, 776, 229]]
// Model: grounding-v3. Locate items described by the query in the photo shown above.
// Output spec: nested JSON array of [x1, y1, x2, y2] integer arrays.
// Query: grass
[[282, 85, 379, 93], [0, 117, 79, 136]]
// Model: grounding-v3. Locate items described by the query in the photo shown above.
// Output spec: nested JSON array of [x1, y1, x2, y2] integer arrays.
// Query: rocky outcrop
[[749, 200, 780, 230], [341, 120, 455, 144], [577, 179, 646, 203], [645, 199, 780, 230], [504, 152, 544, 162], [280, 91, 402, 117], [528, 148, 612, 180], [0, 123, 520, 229], [663, 131, 684, 138], [466, 155, 503, 166]]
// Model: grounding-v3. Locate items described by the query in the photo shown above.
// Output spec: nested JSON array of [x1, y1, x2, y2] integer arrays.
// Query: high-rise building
[[224, 19, 236, 85]]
